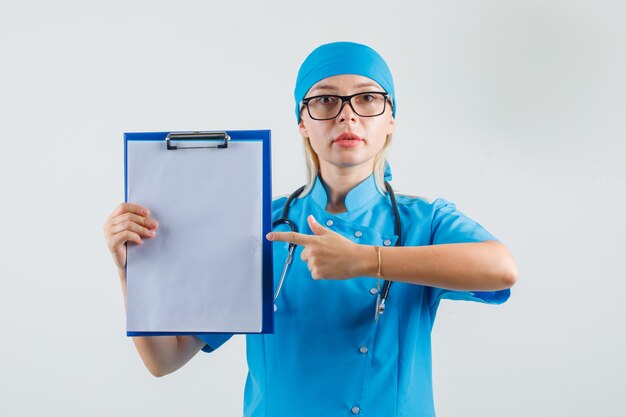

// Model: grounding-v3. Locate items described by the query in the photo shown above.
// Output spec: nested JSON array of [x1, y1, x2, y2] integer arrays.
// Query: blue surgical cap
[[294, 42, 396, 123]]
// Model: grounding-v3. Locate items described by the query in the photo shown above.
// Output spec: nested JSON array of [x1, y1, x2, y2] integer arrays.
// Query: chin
[[333, 158, 371, 169]]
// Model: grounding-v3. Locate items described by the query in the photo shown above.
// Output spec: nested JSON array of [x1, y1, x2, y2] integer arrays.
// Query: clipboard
[[124, 130, 273, 336]]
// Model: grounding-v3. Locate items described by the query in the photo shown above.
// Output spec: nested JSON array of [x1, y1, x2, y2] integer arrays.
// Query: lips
[[333, 132, 364, 143]]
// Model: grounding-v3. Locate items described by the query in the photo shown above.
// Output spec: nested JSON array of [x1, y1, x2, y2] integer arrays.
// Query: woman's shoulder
[[272, 194, 289, 206], [394, 192, 454, 211], [271, 195, 290, 219], [392, 193, 465, 226]]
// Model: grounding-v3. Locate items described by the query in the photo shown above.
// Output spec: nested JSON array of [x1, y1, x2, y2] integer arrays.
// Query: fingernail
[[266, 233, 273, 240]]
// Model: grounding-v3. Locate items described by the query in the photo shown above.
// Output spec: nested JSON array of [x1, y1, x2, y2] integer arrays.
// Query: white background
[[1, 0, 624, 416]]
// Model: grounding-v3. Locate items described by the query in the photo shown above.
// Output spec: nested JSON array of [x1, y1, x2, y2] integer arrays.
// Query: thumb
[[308, 215, 329, 236]]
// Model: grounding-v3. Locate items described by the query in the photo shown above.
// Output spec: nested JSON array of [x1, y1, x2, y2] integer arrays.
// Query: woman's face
[[299, 74, 395, 175]]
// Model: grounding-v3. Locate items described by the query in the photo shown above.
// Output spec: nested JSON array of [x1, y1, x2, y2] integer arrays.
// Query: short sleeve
[[196, 333, 233, 353], [428, 198, 510, 307], [428, 287, 511, 307], [431, 198, 497, 245]]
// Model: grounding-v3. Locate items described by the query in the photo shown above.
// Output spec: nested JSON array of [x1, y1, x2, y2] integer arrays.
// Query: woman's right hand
[[103, 203, 159, 271]]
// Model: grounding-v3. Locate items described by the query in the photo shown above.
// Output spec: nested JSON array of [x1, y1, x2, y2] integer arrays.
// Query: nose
[[336, 99, 358, 124]]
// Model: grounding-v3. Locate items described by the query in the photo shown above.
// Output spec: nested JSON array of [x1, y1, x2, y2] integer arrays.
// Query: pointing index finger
[[266, 231, 314, 246]]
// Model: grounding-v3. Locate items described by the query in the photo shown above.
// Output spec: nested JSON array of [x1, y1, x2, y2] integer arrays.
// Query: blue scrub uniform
[[197, 174, 510, 417]]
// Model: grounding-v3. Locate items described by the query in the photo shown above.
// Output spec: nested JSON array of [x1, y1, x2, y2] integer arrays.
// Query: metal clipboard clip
[[166, 131, 230, 150]]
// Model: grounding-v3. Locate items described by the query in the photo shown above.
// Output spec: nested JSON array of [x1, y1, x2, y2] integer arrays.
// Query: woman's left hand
[[266, 215, 374, 280]]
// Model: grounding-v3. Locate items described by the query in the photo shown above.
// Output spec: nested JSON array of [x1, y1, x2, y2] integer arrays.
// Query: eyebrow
[[309, 82, 383, 94]]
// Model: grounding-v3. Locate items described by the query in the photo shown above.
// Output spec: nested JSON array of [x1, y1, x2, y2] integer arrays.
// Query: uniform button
[[326, 219, 334, 227], [370, 287, 378, 295], [359, 346, 368, 354], [351, 406, 360, 414], [383, 239, 392, 246], [354, 230, 363, 238]]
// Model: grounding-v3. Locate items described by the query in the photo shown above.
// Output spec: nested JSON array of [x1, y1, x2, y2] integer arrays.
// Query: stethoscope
[[272, 181, 402, 322]]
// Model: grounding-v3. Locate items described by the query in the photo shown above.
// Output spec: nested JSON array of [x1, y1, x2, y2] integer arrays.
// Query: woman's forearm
[[118, 268, 205, 377], [358, 240, 518, 291]]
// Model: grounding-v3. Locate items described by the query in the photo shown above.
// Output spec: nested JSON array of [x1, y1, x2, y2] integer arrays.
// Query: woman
[[103, 42, 517, 417]]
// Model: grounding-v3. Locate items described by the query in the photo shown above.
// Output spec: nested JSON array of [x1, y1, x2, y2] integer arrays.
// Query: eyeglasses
[[301, 91, 391, 121]]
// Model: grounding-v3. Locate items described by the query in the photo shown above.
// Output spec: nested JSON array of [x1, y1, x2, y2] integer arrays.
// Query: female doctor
[[103, 42, 517, 417]]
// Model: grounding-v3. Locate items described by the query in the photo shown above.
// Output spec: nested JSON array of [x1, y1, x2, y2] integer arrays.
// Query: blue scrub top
[[197, 174, 510, 417]]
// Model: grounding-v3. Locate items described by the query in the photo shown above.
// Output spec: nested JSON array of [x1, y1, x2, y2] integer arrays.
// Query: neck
[[319, 163, 373, 214]]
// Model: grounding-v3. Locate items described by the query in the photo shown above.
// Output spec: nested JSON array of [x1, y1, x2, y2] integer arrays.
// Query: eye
[[361, 94, 376, 102], [313, 96, 338, 105]]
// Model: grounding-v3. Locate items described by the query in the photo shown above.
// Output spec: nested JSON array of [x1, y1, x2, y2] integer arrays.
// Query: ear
[[386, 115, 395, 136], [299, 119, 308, 138]]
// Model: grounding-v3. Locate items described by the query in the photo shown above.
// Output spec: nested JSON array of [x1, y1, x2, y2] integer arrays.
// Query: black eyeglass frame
[[300, 91, 392, 121]]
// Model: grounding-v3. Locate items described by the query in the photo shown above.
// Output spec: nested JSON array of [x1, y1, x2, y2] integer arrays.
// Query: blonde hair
[[300, 134, 393, 196]]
